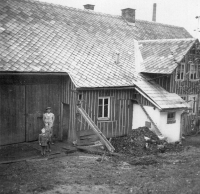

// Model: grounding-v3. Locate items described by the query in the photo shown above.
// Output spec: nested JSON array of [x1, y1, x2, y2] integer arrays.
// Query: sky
[[39, 0, 200, 40]]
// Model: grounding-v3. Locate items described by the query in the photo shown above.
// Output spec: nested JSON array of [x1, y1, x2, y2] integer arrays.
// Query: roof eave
[[0, 71, 68, 76], [76, 85, 135, 90]]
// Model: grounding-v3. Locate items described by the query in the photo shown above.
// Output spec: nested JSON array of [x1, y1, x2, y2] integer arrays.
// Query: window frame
[[78, 93, 82, 101], [175, 62, 185, 81], [98, 97, 110, 120], [167, 112, 176, 124], [189, 61, 199, 81]]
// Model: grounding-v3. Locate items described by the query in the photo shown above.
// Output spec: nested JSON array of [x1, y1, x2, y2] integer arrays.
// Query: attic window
[[175, 62, 185, 81], [189, 61, 199, 81], [167, 112, 176, 124], [190, 46, 196, 55]]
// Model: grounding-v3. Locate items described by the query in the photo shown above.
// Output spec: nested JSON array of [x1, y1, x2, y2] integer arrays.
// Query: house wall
[[142, 73, 171, 92], [75, 88, 135, 138], [159, 110, 182, 142], [132, 103, 182, 142], [132, 104, 160, 132], [0, 74, 75, 146], [143, 43, 200, 135], [169, 44, 200, 135]]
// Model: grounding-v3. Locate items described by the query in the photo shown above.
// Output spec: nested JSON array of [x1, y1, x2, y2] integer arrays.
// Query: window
[[98, 97, 110, 120], [176, 63, 185, 81], [189, 62, 199, 80], [188, 95, 197, 114], [167, 112, 176, 124], [190, 46, 196, 55], [78, 93, 82, 101]]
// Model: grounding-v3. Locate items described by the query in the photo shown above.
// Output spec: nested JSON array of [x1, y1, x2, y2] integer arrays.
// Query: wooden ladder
[[138, 103, 163, 137], [76, 105, 115, 152]]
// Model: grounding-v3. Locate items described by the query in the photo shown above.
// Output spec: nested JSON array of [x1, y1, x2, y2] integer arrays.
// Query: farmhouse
[[0, 0, 197, 146]]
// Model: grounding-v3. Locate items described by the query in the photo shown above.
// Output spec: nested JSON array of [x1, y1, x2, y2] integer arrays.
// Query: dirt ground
[[1, 136, 200, 194]]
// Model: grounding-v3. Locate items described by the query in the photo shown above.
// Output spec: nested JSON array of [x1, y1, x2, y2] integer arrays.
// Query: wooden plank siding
[[0, 74, 75, 145], [141, 44, 200, 135], [142, 73, 171, 92], [0, 85, 25, 145], [169, 50, 200, 135], [75, 89, 135, 138], [137, 93, 156, 107]]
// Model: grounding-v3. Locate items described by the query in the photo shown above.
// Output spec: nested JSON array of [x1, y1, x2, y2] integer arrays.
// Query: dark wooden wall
[[75, 88, 135, 138], [141, 42, 200, 135], [0, 85, 25, 145], [142, 73, 171, 92], [0, 74, 74, 146]]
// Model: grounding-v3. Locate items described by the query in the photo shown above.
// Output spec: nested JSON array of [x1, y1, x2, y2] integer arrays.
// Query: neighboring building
[[0, 0, 195, 146], [139, 38, 200, 135]]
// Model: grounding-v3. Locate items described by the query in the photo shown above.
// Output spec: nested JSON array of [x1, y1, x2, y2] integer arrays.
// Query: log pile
[[111, 127, 183, 157]]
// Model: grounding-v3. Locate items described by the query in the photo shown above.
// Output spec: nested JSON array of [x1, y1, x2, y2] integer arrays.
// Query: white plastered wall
[[159, 110, 182, 142], [132, 104, 160, 132], [132, 104, 182, 142]]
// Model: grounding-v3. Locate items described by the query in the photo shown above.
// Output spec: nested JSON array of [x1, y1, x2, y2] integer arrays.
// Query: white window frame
[[98, 97, 110, 120], [175, 62, 185, 81], [167, 112, 176, 124], [189, 61, 199, 81]]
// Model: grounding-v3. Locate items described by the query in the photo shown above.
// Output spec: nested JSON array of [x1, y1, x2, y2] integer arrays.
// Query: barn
[[0, 0, 193, 146]]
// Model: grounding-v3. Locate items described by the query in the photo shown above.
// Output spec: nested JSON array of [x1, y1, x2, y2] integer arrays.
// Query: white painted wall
[[132, 104, 160, 132], [159, 110, 182, 142], [132, 104, 182, 142]]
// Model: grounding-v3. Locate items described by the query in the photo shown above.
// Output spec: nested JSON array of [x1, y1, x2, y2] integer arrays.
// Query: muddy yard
[[1, 137, 200, 194]]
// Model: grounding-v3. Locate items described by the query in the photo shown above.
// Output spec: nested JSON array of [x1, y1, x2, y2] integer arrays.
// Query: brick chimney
[[152, 3, 157, 22], [121, 8, 136, 23], [83, 4, 95, 10]]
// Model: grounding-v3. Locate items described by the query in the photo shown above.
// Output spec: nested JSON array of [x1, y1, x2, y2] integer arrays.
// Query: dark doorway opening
[[62, 103, 70, 140]]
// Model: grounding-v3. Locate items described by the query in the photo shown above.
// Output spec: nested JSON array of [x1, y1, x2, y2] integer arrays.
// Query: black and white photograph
[[0, 0, 200, 193]]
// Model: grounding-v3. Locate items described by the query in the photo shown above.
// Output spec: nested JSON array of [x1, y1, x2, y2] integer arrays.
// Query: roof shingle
[[135, 78, 190, 109], [139, 38, 197, 74], [0, 0, 193, 109]]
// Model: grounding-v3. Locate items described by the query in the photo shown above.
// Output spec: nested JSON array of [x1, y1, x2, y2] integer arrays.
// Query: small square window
[[167, 112, 176, 124], [78, 94, 82, 101]]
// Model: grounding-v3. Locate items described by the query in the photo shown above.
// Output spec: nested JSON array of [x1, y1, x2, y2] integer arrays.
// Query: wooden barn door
[[0, 85, 25, 145], [25, 84, 60, 141]]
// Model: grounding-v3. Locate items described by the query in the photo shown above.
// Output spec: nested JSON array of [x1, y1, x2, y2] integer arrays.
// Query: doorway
[[62, 103, 70, 140]]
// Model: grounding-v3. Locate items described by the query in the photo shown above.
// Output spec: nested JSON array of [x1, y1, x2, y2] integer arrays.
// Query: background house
[[0, 0, 194, 146], [139, 38, 200, 135]]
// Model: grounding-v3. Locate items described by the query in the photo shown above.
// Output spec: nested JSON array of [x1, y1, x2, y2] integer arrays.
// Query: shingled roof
[[0, 0, 193, 85], [135, 78, 190, 109], [139, 38, 197, 74], [0, 0, 193, 109]]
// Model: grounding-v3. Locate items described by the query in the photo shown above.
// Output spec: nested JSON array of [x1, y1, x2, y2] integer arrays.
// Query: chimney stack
[[121, 8, 136, 24], [152, 3, 156, 22], [83, 4, 95, 10]]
